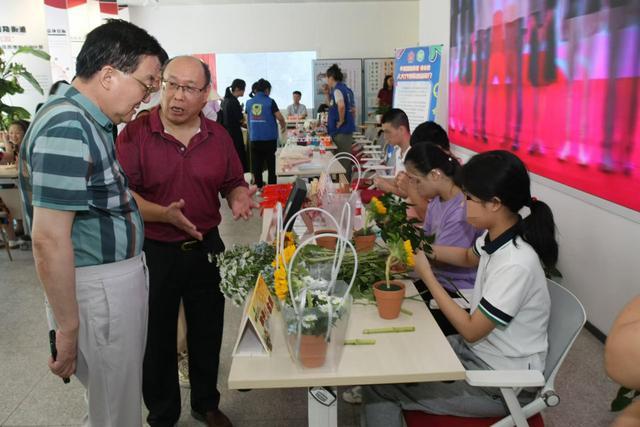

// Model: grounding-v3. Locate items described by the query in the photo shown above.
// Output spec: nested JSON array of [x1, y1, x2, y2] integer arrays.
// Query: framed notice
[[393, 45, 443, 133], [232, 274, 276, 356]]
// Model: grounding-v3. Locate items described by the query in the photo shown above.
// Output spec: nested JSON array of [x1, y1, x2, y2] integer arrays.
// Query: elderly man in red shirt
[[117, 55, 257, 427]]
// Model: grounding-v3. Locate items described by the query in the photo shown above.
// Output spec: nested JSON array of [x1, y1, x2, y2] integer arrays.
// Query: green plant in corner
[[374, 104, 391, 116], [0, 46, 50, 130]]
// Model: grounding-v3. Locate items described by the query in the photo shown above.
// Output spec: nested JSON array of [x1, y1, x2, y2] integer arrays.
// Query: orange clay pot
[[314, 229, 337, 250], [299, 334, 328, 368], [353, 233, 376, 252], [373, 280, 406, 319]]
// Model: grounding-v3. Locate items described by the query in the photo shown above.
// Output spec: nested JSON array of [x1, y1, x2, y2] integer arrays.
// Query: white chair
[[405, 279, 587, 427]]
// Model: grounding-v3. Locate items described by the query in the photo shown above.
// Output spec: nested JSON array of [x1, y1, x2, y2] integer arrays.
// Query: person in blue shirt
[[326, 64, 356, 180], [245, 79, 286, 188]]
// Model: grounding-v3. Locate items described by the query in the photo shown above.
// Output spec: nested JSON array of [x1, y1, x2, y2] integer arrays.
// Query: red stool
[[403, 411, 544, 427]]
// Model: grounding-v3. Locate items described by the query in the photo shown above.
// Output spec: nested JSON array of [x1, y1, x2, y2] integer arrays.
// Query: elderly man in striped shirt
[[18, 20, 167, 427]]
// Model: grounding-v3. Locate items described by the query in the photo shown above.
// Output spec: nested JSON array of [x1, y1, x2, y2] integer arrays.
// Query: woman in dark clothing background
[[221, 78, 248, 172]]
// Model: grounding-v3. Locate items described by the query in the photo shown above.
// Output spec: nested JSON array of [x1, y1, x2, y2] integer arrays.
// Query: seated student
[[404, 143, 482, 335], [361, 150, 558, 426], [373, 109, 411, 191], [410, 120, 450, 150], [286, 90, 307, 119]]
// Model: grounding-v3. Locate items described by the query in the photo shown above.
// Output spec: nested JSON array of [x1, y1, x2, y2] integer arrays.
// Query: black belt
[[147, 228, 222, 253]]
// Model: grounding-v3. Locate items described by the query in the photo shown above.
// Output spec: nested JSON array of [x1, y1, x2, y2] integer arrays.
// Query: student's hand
[[373, 176, 392, 192], [164, 199, 202, 240], [49, 328, 77, 380], [395, 172, 414, 193], [414, 250, 435, 280]]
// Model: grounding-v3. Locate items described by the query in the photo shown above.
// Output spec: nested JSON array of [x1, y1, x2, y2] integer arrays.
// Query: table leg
[[307, 386, 338, 427]]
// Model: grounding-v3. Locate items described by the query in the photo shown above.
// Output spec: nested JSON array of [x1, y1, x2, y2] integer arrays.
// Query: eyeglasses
[[119, 70, 158, 99], [162, 80, 208, 96], [131, 75, 158, 98]]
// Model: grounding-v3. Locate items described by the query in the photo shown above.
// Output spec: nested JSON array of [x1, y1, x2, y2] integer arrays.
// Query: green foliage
[[0, 46, 50, 130], [299, 244, 389, 299], [611, 387, 640, 412], [376, 193, 435, 253], [375, 104, 391, 115]]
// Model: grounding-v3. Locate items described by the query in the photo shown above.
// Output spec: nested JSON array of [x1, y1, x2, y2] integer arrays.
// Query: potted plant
[[353, 195, 386, 252], [0, 47, 50, 130], [373, 236, 415, 319]]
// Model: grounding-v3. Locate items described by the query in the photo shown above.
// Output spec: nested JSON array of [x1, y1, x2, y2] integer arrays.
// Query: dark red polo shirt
[[116, 106, 247, 242]]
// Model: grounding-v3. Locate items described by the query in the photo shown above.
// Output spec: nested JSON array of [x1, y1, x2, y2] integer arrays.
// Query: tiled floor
[[0, 203, 621, 426]]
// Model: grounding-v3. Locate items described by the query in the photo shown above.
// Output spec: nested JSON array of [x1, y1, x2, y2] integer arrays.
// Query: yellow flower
[[272, 244, 297, 268], [370, 197, 387, 215], [284, 231, 296, 248], [403, 240, 415, 267], [274, 264, 288, 301]]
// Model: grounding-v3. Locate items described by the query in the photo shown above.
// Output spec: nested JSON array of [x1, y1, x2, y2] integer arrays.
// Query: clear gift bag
[[274, 204, 357, 371]]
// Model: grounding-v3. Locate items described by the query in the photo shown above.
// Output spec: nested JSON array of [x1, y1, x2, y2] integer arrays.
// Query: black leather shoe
[[191, 408, 232, 427]]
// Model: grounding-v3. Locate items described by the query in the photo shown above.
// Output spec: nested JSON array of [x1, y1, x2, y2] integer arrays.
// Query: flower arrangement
[[374, 193, 435, 253], [384, 237, 415, 289], [282, 276, 347, 336], [355, 196, 387, 237], [216, 241, 276, 307]]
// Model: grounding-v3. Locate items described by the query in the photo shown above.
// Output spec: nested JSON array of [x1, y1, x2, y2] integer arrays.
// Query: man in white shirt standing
[[286, 90, 307, 119]]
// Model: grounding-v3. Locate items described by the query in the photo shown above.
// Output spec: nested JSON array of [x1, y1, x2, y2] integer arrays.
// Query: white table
[[276, 150, 346, 177], [228, 280, 465, 426]]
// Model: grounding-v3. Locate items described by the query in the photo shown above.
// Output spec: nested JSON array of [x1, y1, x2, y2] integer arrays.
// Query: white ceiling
[[123, 0, 414, 5]]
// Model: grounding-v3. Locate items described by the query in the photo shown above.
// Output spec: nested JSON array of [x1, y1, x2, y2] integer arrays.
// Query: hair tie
[[528, 196, 537, 207]]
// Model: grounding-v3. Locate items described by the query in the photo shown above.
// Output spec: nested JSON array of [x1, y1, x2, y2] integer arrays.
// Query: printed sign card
[[232, 274, 276, 356]]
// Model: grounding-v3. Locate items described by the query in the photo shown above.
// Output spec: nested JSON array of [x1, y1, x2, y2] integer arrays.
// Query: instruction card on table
[[232, 274, 276, 356]]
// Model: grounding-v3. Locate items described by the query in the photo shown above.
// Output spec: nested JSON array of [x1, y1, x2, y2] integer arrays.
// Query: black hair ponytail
[[523, 199, 558, 270], [224, 85, 233, 98], [462, 150, 558, 270], [405, 143, 462, 186]]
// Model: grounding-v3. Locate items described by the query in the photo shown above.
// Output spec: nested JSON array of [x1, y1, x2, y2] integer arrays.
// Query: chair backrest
[[543, 279, 586, 381]]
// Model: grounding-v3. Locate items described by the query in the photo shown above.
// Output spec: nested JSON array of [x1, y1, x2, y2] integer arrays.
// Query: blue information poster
[[392, 45, 443, 133]]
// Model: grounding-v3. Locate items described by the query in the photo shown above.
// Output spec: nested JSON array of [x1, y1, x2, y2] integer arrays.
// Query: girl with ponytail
[[362, 150, 558, 425]]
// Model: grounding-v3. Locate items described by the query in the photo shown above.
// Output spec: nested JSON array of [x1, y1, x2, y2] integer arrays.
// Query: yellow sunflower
[[403, 240, 415, 267], [370, 196, 387, 215], [274, 264, 288, 301]]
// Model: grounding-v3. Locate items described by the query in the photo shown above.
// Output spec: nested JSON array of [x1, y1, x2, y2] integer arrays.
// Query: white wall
[[129, 1, 419, 59], [419, 0, 640, 334], [418, 0, 449, 127]]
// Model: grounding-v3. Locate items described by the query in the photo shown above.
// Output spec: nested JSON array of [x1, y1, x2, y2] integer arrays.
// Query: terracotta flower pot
[[314, 229, 337, 250], [373, 280, 406, 319], [299, 334, 328, 368], [353, 233, 376, 252]]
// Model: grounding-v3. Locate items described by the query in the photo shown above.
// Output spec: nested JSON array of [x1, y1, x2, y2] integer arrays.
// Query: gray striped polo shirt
[[19, 84, 143, 267]]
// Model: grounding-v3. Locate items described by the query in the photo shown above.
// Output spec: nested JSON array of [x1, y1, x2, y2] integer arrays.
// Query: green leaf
[[15, 69, 44, 95], [14, 46, 51, 61], [0, 104, 30, 119]]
